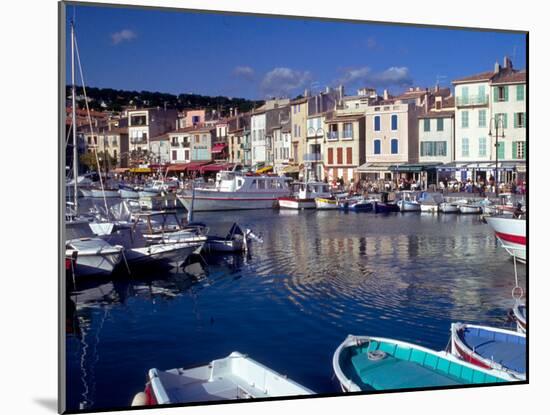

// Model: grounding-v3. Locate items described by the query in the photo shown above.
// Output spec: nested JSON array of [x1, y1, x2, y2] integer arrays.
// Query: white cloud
[[232, 66, 255, 80], [260, 67, 312, 98], [111, 29, 137, 45], [337, 66, 413, 89]]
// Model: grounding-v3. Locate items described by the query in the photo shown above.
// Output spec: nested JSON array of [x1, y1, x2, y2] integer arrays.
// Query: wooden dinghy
[[450, 323, 526, 380], [333, 335, 511, 393]]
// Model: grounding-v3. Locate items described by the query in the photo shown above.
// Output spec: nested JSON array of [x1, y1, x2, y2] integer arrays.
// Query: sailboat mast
[[71, 21, 78, 212]]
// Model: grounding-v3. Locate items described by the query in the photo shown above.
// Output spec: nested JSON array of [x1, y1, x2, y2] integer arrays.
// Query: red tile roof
[[452, 70, 495, 84], [492, 70, 526, 85]]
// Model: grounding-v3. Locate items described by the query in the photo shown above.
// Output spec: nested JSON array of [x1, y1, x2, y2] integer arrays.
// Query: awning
[[281, 165, 300, 174], [166, 163, 189, 173], [390, 162, 442, 173], [256, 165, 273, 174], [200, 163, 234, 174], [111, 167, 129, 173], [129, 167, 152, 173], [356, 162, 395, 172], [211, 143, 228, 154], [182, 161, 212, 173]]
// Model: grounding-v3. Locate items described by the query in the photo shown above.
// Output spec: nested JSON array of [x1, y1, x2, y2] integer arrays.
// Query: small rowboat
[[131, 351, 314, 406], [315, 197, 338, 210], [439, 202, 459, 213], [278, 196, 316, 209], [450, 323, 526, 380], [420, 202, 439, 213], [512, 304, 527, 333], [458, 204, 482, 214], [333, 335, 511, 392]]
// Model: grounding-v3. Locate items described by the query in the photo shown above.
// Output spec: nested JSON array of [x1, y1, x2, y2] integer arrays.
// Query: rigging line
[[74, 33, 110, 220]]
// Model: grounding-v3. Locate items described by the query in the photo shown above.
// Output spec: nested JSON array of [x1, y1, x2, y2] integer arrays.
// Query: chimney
[[235, 107, 238, 117], [416, 87, 421, 92], [435, 84, 440, 92], [325, 86, 330, 93], [338, 84, 344, 99], [304, 88, 310, 97], [230, 108, 233, 117], [409, 87, 414, 92], [494, 62, 501, 74], [503, 56, 513, 70], [383, 89, 389, 100]]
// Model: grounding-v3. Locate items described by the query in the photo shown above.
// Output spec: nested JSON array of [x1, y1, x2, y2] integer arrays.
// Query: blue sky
[[66, 4, 527, 100]]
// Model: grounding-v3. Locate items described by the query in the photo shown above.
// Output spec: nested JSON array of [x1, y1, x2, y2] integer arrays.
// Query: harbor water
[[65, 205, 526, 411]]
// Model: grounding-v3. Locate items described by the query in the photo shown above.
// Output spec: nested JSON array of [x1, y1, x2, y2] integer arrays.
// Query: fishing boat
[[177, 170, 291, 211], [339, 197, 375, 212], [65, 238, 123, 277], [418, 192, 444, 213], [203, 223, 261, 252], [119, 185, 140, 199], [485, 216, 526, 263], [315, 197, 338, 210], [131, 351, 314, 406], [373, 201, 400, 213], [450, 323, 526, 380], [90, 185, 120, 198], [455, 200, 482, 214], [439, 202, 460, 213], [333, 335, 511, 393], [512, 304, 527, 333], [396, 191, 421, 212], [278, 182, 331, 210]]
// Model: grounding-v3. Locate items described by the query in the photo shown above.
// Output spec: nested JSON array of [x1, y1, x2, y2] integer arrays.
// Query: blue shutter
[[391, 139, 398, 154], [374, 140, 381, 154]]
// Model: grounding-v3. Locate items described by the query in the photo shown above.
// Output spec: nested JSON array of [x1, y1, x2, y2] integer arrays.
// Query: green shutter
[[512, 141, 518, 159], [514, 113, 518, 128], [517, 85, 525, 101], [524, 141, 527, 159], [493, 87, 499, 102], [504, 86, 509, 101], [503, 113, 508, 128], [523, 112, 527, 128], [497, 142, 505, 159]]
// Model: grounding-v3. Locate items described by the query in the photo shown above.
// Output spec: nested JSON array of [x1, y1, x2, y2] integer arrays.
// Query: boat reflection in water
[[65, 210, 526, 411]]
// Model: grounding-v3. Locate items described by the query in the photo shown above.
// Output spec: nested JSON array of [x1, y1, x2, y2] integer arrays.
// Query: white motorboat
[[439, 202, 460, 213], [91, 186, 120, 198], [119, 185, 140, 199], [131, 351, 314, 406], [485, 216, 526, 262], [279, 182, 331, 210], [454, 199, 482, 214], [418, 192, 443, 213], [79, 188, 94, 198], [396, 191, 421, 212], [66, 237, 123, 277], [177, 170, 291, 211]]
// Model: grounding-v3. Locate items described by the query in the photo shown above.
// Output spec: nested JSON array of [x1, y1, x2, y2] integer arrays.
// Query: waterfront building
[[323, 110, 366, 185], [266, 104, 291, 167], [451, 56, 526, 184], [417, 95, 455, 187], [305, 112, 328, 181], [250, 109, 267, 166], [361, 90, 424, 182], [227, 111, 251, 166], [290, 96, 308, 169], [188, 125, 215, 162], [273, 121, 292, 174], [127, 108, 178, 156], [168, 128, 192, 164], [212, 119, 230, 161], [178, 109, 206, 129]]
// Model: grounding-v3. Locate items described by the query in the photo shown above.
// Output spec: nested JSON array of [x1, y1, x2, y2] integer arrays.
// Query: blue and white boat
[[333, 334, 513, 392], [396, 191, 421, 212], [450, 323, 526, 380], [339, 197, 374, 212], [119, 185, 140, 199]]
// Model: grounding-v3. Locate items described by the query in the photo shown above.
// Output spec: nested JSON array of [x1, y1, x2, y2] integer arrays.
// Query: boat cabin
[[212, 171, 291, 193]]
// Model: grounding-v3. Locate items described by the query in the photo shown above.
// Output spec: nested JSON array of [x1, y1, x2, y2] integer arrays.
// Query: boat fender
[[367, 350, 387, 361], [131, 392, 148, 406]]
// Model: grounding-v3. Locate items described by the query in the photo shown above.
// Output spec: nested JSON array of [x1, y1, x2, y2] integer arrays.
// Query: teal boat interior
[[340, 339, 507, 391]]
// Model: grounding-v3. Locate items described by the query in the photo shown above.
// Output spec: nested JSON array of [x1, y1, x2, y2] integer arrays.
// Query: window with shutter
[[437, 118, 444, 131], [517, 85, 525, 101], [374, 140, 381, 155], [346, 147, 353, 164], [337, 147, 343, 164], [328, 148, 333, 164], [391, 139, 399, 154], [424, 119, 430, 132], [497, 142, 505, 159]]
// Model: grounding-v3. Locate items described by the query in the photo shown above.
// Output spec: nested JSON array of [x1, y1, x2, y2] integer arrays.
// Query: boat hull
[[458, 205, 482, 214], [91, 189, 120, 198], [79, 188, 94, 198], [315, 197, 338, 210], [119, 188, 140, 198], [439, 203, 459, 213], [450, 323, 526, 380], [66, 239, 123, 277], [374, 202, 400, 213], [513, 304, 527, 333], [420, 203, 439, 213], [485, 216, 526, 262], [125, 242, 201, 266], [333, 335, 512, 393], [398, 201, 421, 212], [177, 191, 282, 211], [279, 197, 316, 209]]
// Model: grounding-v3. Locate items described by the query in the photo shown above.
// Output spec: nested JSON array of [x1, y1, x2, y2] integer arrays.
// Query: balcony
[[304, 152, 322, 162], [130, 137, 147, 144], [170, 141, 180, 147], [456, 94, 489, 107], [241, 142, 251, 151]]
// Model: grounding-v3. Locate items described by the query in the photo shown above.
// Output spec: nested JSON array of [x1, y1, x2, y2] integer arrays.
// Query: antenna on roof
[[512, 44, 518, 63]]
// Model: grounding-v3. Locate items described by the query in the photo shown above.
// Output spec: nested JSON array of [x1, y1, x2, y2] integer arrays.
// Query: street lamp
[[306, 127, 325, 181], [488, 116, 506, 197]]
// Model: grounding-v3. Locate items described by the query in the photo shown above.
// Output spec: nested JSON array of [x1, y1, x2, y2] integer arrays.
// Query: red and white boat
[[278, 182, 331, 210], [485, 216, 526, 263]]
